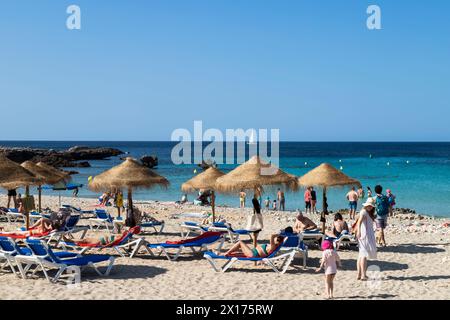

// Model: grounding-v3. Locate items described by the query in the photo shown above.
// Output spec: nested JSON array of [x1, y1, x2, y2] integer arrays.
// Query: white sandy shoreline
[[0, 194, 449, 300]]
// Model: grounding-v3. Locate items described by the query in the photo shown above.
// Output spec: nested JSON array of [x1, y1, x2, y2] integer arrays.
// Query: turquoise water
[[2, 142, 449, 217]]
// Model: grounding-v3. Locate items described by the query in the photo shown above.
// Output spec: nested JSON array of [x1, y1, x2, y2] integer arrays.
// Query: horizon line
[[1, 140, 450, 143]]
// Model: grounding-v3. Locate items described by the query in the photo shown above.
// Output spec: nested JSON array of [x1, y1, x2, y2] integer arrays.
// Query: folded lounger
[[14, 238, 115, 283], [134, 231, 225, 261], [203, 238, 296, 274], [0, 236, 78, 278], [59, 226, 144, 257], [279, 232, 308, 269]]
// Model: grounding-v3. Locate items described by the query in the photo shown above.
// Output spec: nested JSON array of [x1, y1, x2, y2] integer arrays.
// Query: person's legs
[[225, 241, 244, 255], [329, 274, 335, 298], [360, 257, 368, 280], [357, 256, 362, 280], [7, 196, 11, 209]]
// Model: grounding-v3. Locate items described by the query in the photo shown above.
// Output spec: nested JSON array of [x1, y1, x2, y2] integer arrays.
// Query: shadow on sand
[[378, 243, 448, 254]]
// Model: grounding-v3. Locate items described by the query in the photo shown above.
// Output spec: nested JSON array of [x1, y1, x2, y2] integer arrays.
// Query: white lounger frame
[[204, 250, 296, 274], [132, 236, 225, 261]]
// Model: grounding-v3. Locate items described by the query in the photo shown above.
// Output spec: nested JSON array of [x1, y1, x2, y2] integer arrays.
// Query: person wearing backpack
[[374, 185, 389, 247]]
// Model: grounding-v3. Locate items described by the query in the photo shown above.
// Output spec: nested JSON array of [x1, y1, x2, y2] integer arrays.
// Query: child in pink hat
[[316, 240, 342, 299]]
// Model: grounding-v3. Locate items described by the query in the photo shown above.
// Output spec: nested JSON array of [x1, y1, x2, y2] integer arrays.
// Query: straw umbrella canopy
[[0, 155, 42, 229], [36, 162, 71, 181], [214, 156, 298, 247], [214, 156, 298, 193], [88, 157, 169, 218], [21, 161, 68, 212], [298, 163, 361, 232], [0, 155, 41, 190], [181, 167, 225, 222]]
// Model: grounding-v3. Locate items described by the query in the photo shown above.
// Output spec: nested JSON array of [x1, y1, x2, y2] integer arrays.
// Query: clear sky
[[1, 0, 449, 141]]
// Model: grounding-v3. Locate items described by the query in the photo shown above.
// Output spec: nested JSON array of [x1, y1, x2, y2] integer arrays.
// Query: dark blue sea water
[[2, 141, 449, 217]]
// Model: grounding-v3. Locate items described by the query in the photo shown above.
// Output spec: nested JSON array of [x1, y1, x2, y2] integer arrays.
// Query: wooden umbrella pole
[[211, 190, 216, 223], [25, 186, 30, 230], [38, 185, 42, 213], [128, 188, 133, 211]]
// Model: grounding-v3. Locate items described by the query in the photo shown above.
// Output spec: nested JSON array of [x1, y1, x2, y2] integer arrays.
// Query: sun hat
[[362, 197, 376, 208], [321, 239, 333, 251], [386, 189, 391, 193]]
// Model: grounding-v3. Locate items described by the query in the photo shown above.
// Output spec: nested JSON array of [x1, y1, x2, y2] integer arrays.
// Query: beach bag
[[376, 195, 390, 218], [246, 212, 264, 232]]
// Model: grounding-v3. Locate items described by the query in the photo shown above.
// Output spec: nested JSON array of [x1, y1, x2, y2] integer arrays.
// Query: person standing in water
[[239, 190, 246, 208], [277, 188, 285, 211], [346, 187, 359, 220], [386, 189, 396, 217]]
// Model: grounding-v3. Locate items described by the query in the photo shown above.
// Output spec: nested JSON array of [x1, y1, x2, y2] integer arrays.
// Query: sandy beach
[[0, 194, 449, 300]]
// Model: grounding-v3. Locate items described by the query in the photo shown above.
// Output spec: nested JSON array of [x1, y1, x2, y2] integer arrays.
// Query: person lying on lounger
[[293, 212, 318, 233], [325, 213, 349, 238], [223, 234, 284, 258], [30, 208, 72, 234]]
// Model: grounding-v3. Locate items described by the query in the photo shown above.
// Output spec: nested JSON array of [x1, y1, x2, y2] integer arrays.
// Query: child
[[315, 240, 342, 299], [272, 200, 277, 210]]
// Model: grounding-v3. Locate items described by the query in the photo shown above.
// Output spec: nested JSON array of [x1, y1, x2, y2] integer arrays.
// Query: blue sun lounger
[[325, 230, 358, 249], [14, 238, 115, 283], [135, 231, 225, 261], [203, 238, 296, 274], [0, 236, 78, 278]]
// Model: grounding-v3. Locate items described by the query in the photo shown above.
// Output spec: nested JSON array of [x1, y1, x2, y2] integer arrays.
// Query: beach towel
[[165, 232, 221, 245]]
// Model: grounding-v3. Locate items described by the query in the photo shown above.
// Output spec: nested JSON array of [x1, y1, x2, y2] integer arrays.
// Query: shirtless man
[[294, 212, 318, 233], [346, 187, 359, 220]]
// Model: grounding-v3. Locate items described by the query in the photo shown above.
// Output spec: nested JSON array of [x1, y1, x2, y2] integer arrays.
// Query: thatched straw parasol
[[214, 156, 298, 193], [0, 155, 42, 229], [0, 155, 40, 190], [181, 167, 225, 222], [298, 163, 361, 232], [88, 157, 169, 219], [21, 161, 69, 212], [36, 162, 71, 181]]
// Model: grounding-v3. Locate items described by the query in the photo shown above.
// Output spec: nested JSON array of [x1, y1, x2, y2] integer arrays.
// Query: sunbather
[[325, 213, 349, 238], [223, 234, 284, 258], [293, 212, 318, 233]]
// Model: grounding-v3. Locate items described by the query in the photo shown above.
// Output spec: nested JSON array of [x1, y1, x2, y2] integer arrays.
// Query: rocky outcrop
[[0, 146, 124, 168], [140, 155, 158, 168]]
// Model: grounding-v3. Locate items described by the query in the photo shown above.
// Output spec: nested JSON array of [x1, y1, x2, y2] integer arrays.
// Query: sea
[[1, 141, 449, 217]]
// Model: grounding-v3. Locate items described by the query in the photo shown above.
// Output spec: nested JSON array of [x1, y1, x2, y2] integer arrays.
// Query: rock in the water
[[140, 155, 158, 168]]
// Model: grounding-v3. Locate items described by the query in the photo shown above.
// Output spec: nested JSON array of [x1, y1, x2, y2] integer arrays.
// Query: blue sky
[[0, 0, 449, 141]]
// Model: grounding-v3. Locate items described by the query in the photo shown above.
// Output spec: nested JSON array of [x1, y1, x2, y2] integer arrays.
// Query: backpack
[[376, 195, 390, 218]]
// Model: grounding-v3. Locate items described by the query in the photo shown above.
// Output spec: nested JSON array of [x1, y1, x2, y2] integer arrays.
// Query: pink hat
[[386, 189, 391, 193], [321, 240, 333, 251]]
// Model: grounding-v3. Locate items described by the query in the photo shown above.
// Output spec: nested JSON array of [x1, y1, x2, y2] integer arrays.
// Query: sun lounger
[[15, 238, 115, 283], [172, 212, 209, 219], [6, 208, 27, 224], [133, 231, 225, 261], [207, 222, 251, 243], [61, 205, 95, 217], [0, 236, 78, 278], [300, 229, 325, 245], [325, 231, 358, 250], [45, 215, 89, 246], [59, 226, 145, 257], [88, 209, 115, 233], [203, 238, 295, 274], [180, 221, 250, 243], [113, 216, 165, 235], [279, 232, 308, 268]]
